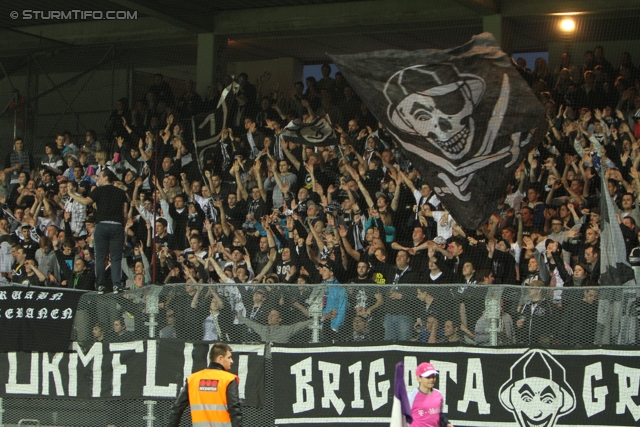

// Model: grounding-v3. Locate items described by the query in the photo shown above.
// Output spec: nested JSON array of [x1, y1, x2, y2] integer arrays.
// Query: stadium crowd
[[1, 47, 639, 347]]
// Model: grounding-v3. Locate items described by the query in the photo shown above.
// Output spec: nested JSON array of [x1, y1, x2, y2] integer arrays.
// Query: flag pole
[[151, 132, 159, 285]]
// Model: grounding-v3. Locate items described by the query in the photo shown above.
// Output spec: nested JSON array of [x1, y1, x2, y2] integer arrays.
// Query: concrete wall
[[37, 69, 129, 145], [0, 68, 128, 156], [135, 58, 304, 108], [135, 65, 197, 83], [0, 64, 201, 162], [0, 54, 333, 161], [0, 74, 30, 151]]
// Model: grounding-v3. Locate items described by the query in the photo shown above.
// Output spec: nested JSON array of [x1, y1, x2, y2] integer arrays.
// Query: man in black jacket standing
[[68, 170, 129, 292], [168, 342, 242, 427]]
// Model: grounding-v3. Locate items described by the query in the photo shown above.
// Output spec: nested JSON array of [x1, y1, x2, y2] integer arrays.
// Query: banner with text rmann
[[0, 340, 265, 408], [271, 343, 640, 427]]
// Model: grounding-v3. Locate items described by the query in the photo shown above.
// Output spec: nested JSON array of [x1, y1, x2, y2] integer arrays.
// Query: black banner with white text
[[0, 286, 85, 353], [271, 343, 640, 427], [0, 340, 265, 407]]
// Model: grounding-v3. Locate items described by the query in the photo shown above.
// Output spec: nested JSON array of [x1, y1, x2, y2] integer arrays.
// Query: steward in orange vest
[[168, 342, 242, 427]]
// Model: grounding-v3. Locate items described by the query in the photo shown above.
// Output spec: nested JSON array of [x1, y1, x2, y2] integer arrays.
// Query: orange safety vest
[[187, 368, 238, 427]]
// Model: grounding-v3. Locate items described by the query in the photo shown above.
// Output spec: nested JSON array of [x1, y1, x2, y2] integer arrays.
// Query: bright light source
[[550, 11, 584, 16], [560, 18, 575, 32]]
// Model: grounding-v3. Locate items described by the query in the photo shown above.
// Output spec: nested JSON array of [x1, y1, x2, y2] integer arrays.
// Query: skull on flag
[[385, 63, 485, 160], [330, 33, 547, 229]]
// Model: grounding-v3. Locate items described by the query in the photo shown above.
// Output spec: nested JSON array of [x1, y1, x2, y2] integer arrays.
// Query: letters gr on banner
[[271, 343, 640, 427], [0, 340, 265, 408]]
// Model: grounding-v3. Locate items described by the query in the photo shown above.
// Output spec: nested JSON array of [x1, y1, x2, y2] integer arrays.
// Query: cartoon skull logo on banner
[[499, 349, 576, 427], [330, 33, 546, 230]]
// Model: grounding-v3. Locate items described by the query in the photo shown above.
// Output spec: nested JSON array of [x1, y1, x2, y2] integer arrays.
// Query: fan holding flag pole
[[391, 362, 453, 427]]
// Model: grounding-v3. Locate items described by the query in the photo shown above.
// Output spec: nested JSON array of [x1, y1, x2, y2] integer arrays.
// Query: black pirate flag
[[329, 33, 546, 230], [281, 117, 338, 147]]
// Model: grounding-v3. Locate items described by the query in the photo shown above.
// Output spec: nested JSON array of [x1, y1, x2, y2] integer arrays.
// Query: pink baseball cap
[[416, 362, 439, 377]]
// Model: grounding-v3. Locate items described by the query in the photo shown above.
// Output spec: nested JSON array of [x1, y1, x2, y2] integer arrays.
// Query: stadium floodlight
[[560, 18, 576, 32]]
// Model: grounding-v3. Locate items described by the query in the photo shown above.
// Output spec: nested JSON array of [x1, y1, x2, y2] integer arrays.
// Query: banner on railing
[[271, 343, 640, 427], [0, 340, 265, 407], [0, 286, 85, 353]]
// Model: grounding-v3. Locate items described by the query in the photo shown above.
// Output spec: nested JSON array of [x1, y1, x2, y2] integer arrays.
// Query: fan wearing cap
[[408, 362, 453, 427]]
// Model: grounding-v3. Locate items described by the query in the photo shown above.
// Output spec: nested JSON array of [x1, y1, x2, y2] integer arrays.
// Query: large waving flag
[[596, 168, 638, 344], [192, 80, 239, 173], [390, 362, 412, 427], [329, 33, 546, 230]]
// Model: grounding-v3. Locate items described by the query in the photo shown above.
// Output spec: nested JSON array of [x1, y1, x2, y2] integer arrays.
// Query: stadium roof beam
[[451, 0, 500, 16], [501, 0, 640, 16], [10, 17, 194, 48], [212, 0, 478, 37], [107, 0, 212, 33]]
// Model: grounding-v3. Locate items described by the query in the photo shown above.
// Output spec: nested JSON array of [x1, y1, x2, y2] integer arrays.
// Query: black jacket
[[167, 362, 242, 427], [491, 250, 517, 285], [516, 298, 557, 345], [70, 271, 95, 291], [168, 205, 190, 250], [55, 250, 75, 285], [444, 252, 472, 283]]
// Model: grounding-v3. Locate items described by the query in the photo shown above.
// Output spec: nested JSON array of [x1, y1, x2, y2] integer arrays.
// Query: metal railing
[[62, 282, 640, 347]]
